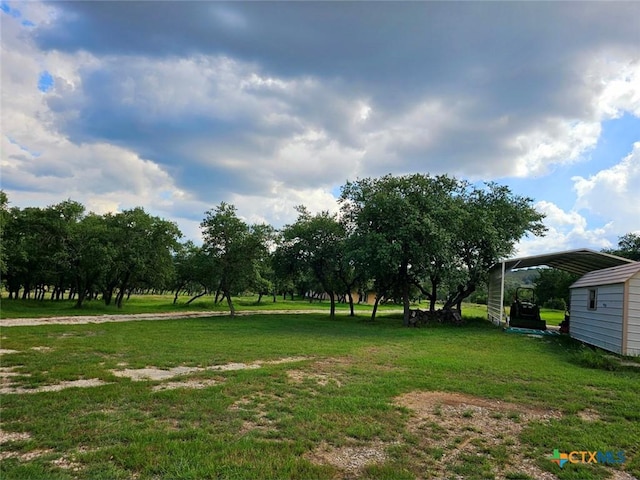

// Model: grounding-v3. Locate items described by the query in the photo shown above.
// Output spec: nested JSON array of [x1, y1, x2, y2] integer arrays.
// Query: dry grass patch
[[395, 391, 562, 480], [287, 370, 342, 388], [0, 429, 31, 444], [111, 356, 309, 382], [286, 356, 355, 388], [577, 408, 602, 422], [0, 449, 54, 462], [0, 349, 20, 355], [0, 378, 109, 395], [229, 395, 279, 436], [305, 440, 392, 476], [152, 378, 223, 392]]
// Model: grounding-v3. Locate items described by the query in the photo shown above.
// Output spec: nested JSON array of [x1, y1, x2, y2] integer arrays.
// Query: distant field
[[1, 312, 638, 479], [0, 293, 491, 319]]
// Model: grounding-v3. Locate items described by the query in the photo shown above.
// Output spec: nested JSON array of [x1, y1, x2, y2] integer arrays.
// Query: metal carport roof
[[487, 249, 634, 326], [495, 248, 635, 276]]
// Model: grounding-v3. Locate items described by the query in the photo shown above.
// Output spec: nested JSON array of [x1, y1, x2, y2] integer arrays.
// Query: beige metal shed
[[570, 262, 640, 356]]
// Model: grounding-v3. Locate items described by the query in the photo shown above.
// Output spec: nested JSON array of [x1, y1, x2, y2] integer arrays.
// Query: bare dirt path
[[0, 309, 337, 327]]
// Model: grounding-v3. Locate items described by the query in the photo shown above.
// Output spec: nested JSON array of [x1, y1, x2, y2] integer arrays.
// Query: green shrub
[[543, 298, 566, 310]]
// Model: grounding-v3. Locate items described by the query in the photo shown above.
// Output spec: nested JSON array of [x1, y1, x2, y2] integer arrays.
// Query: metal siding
[[570, 286, 624, 354], [626, 274, 640, 356], [487, 266, 504, 325]]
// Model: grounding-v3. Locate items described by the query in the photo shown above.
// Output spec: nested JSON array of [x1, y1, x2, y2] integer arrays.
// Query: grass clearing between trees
[[1, 294, 402, 319], [1, 313, 638, 479]]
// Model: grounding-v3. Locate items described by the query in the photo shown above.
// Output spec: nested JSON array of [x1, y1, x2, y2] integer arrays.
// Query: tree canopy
[[340, 174, 546, 324], [604, 233, 640, 261], [1, 175, 547, 323]]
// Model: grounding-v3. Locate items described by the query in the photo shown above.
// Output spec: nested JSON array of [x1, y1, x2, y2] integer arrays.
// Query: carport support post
[[499, 261, 506, 325]]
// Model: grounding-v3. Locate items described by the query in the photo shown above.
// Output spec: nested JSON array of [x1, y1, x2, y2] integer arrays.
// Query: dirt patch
[[396, 391, 559, 420], [0, 349, 19, 355], [0, 378, 109, 395], [395, 391, 561, 480], [256, 356, 310, 365], [0, 448, 53, 461], [609, 471, 639, 480], [30, 346, 52, 352], [112, 366, 203, 381], [111, 357, 308, 382], [0, 366, 23, 378], [152, 378, 222, 392], [51, 455, 82, 471], [0, 429, 31, 444], [305, 441, 390, 475], [229, 394, 282, 436], [287, 370, 342, 387], [577, 408, 601, 422], [0, 310, 336, 327]]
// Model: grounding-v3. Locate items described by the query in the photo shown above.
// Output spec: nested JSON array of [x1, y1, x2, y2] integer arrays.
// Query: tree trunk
[[371, 294, 382, 322], [429, 279, 438, 312], [226, 291, 235, 317], [186, 289, 207, 305], [173, 286, 183, 305], [328, 291, 336, 319], [103, 286, 114, 305], [74, 288, 87, 309], [347, 291, 355, 317]]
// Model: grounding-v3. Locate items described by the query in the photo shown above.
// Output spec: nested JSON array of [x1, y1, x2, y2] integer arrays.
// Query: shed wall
[[487, 266, 504, 325], [570, 284, 624, 354], [626, 275, 640, 356]]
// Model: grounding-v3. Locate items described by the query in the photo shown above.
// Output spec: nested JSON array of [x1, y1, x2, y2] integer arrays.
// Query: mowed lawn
[[1, 313, 638, 480]]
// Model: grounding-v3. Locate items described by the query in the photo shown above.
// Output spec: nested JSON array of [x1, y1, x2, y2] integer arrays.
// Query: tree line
[[0, 174, 548, 324]]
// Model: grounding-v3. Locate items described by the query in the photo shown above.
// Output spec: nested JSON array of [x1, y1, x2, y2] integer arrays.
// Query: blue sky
[[1, 1, 639, 256]]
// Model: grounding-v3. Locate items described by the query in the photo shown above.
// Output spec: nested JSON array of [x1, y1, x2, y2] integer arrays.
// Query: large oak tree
[[340, 174, 546, 325]]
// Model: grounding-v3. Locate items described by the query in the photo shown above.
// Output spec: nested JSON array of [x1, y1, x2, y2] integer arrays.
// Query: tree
[[441, 182, 546, 313], [340, 174, 463, 324], [171, 241, 217, 305], [0, 191, 8, 275], [278, 207, 345, 319], [200, 203, 271, 316], [103, 208, 182, 308], [68, 213, 113, 308], [340, 174, 546, 325], [534, 268, 580, 308], [604, 233, 640, 261]]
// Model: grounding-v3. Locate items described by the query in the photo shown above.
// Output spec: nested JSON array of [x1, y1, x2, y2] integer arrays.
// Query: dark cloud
[[7, 1, 636, 234]]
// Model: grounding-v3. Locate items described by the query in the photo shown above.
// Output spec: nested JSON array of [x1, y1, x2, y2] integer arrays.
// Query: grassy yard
[[0, 294, 403, 319], [1, 313, 638, 479]]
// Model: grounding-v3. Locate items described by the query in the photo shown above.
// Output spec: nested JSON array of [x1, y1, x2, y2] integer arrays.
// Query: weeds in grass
[[570, 345, 621, 371]]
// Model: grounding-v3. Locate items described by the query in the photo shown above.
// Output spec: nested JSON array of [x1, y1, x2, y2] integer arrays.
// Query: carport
[[487, 249, 634, 326]]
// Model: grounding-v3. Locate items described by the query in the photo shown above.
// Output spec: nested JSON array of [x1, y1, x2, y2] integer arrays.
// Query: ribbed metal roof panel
[[492, 249, 634, 276], [570, 262, 640, 289]]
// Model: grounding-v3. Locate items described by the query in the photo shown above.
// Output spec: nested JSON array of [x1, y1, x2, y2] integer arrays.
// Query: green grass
[[1, 292, 493, 319], [0, 293, 410, 319], [1, 313, 638, 479]]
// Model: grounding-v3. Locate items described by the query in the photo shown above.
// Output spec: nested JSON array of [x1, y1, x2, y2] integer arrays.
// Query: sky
[[1, 1, 639, 258]]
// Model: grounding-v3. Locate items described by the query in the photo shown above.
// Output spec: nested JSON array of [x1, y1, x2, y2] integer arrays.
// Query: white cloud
[[507, 120, 601, 177], [515, 200, 613, 257], [572, 142, 640, 233], [591, 58, 640, 119], [2, 1, 640, 252]]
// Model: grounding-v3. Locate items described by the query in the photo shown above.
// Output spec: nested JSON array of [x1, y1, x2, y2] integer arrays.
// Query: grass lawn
[[0, 294, 407, 319], [1, 313, 638, 479]]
